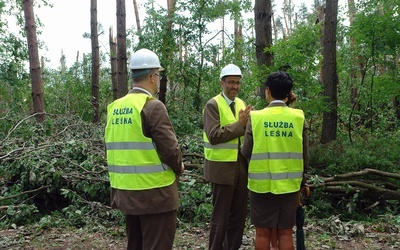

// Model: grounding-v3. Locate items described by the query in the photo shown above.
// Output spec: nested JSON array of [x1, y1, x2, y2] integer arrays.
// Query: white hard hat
[[220, 64, 242, 79], [129, 48, 164, 71]]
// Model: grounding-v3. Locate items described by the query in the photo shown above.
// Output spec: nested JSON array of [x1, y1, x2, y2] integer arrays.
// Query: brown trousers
[[125, 210, 177, 250], [209, 165, 248, 250]]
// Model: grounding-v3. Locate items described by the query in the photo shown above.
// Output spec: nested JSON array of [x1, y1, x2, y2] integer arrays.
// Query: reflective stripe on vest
[[203, 95, 245, 162], [106, 141, 156, 150], [251, 152, 303, 160], [108, 164, 170, 173], [203, 142, 238, 150], [248, 106, 305, 194], [248, 171, 303, 180], [105, 93, 175, 190]]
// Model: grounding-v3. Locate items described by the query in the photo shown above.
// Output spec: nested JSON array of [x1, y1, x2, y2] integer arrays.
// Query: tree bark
[[163, 0, 176, 93], [254, 0, 273, 68], [22, 0, 45, 123], [320, 0, 339, 144], [91, 0, 100, 123], [109, 27, 118, 101], [221, 16, 225, 55], [254, 0, 273, 99], [233, 0, 243, 65], [348, 0, 359, 109], [272, 15, 277, 41], [116, 0, 128, 98], [159, 77, 167, 104], [394, 95, 400, 120], [316, 6, 325, 84], [132, 0, 141, 32], [283, 0, 290, 36]]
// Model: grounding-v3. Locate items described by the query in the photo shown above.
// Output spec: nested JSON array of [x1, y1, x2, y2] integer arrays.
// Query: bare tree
[[90, 0, 100, 123], [60, 49, 66, 69], [233, 0, 243, 64], [221, 16, 225, 55], [162, 0, 176, 94], [132, 0, 141, 32], [116, 0, 128, 97], [254, 0, 274, 99], [348, 0, 359, 107], [316, 5, 325, 84], [109, 27, 118, 101], [272, 15, 277, 41], [22, 0, 45, 123], [283, 0, 290, 35], [254, 0, 273, 68], [320, 0, 339, 144]]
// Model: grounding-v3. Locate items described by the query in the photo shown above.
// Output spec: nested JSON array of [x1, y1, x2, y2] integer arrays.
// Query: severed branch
[[183, 163, 203, 170], [0, 185, 50, 202], [0, 205, 17, 211], [317, 180, 400, 200], [183, 153, 204, 158], [323, 168, 400, 182], [308, 168, 400, 201], [0, 112, 46, 146]]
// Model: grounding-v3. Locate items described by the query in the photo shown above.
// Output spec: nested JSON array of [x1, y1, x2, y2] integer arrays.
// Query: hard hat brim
[[129, 66, 164, 71]]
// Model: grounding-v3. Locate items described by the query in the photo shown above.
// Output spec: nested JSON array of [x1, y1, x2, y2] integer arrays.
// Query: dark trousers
[[209, 166, 248, 250], [125, 210, 177, 250]]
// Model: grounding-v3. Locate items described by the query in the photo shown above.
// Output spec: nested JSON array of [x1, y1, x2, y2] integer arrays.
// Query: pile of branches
[[1, 114, 399, 227], [307, 168, 400, 206], [0, 114, 111, 224]]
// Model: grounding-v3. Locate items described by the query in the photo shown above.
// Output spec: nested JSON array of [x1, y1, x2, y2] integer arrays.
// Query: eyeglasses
[[224, 80, 241, 86], [154, 73, 162, 80]]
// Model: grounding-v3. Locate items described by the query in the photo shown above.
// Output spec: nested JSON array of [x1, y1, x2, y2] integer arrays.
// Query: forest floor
[[0, 221, 399, 250]]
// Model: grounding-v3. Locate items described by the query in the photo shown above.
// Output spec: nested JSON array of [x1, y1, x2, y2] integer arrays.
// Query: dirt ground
[[1, 222, 399, 250]]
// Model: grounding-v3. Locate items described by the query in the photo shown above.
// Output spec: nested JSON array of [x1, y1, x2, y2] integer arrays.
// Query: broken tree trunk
[[308, 168, 400, 200]]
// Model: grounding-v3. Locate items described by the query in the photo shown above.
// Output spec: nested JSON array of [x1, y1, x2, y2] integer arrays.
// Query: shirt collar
[[270, 100, 285, 104], [221, 92, 235, 105], [132, 87, 153, 97]]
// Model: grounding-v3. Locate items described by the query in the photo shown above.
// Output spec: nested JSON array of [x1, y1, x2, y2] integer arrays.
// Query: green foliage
[[179, 130, 204, 154], [337, 0, 400, 138], [1, 204, 39, 227], [179, 180, 212, 223], [0, 115, 110, 227], [309, 133, 400, 175], [1, 0, 399, 233], [268, 22, 325, 118], [42, 56, 112, 122], [307, 132, 400, 221], [178, 129, 212, 223]]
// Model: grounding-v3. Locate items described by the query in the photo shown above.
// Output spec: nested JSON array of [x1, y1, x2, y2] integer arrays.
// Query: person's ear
[[265, 87, 269, 96]]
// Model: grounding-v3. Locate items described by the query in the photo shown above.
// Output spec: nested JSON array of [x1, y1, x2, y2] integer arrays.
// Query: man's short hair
[[264, 72, 293, 100]]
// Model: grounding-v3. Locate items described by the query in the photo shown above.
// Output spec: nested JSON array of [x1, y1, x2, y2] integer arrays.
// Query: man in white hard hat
[[203, 64, 253, 249], [105, 48, 184, 250]]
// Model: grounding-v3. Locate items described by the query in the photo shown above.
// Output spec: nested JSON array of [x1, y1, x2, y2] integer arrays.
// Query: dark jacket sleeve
[[240, 117, 253, 160]]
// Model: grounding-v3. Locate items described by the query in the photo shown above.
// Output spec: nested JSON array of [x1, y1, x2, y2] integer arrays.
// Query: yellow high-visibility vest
[[248, 106, 304, 194], [105, 93, 175, 190], [203, 94, 245, 162]]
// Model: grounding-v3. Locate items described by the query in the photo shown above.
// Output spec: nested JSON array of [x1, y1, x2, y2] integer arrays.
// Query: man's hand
[[239, 105, 254, 127]]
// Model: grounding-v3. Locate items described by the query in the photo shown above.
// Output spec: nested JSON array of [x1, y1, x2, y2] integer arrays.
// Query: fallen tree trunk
[[307, 168, 400, 200]]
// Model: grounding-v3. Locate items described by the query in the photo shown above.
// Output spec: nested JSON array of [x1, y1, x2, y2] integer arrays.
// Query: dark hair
[[131, 68, 156, 82], [264, 71, 293, 100]]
